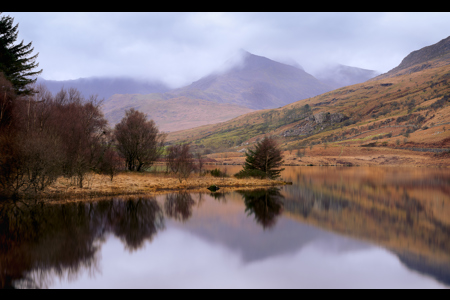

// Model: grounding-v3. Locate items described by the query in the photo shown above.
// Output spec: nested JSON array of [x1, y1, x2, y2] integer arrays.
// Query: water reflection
[[209, 191, 229, 203], [164, 192, 196, 222], [278, 167, 450, 286], [1, 166, 450, 288], [238, 188, 284, 230], [0, 197, 164, 289], [204, 166, 450, 287], [277, 167, 450, 262]]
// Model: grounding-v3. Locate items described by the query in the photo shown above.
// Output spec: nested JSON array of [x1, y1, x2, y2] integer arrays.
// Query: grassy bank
[[204, 145, 450, 168], [25, 172, 289, 201]]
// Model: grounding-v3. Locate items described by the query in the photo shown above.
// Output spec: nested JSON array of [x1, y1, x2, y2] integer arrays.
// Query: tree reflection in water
[[0, 197, 164, 289], [104, 197, 165, 251], [209, 192, 229, 203], [238, 188, 284, 230], [164, 191, 196, 222]]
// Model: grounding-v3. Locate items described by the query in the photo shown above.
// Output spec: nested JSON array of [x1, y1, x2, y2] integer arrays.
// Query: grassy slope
[[167, 58, 450, 165], [102, 94, 254, 132]]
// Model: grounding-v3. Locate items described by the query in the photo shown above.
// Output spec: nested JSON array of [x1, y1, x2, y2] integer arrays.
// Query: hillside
[[167, 37, 450, 167], [42, 51, 380, 131], [103, 94, 254, 132], [100, 51, 337, 130]]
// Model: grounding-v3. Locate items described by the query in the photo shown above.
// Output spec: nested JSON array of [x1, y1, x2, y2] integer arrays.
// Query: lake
[[1, 166, 450, 289]]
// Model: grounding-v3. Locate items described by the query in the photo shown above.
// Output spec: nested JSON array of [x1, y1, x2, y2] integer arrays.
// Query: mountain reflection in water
[[1, 166, 449, 289]]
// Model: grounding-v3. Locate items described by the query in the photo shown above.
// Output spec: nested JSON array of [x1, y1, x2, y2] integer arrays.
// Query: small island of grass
[[33, 171, 290, 201]]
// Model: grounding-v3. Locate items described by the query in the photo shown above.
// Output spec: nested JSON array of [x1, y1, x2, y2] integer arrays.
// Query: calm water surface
[[1, 166, 450, 289]]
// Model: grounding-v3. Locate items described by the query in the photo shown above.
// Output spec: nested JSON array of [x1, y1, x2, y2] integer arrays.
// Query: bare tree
[[166, 144, 196, 182], [49, 88, 108, 188], [195, 152, 204, 175], [0, 73, 16, 133], [0, 81, 113, 196], [166, 144, 181, 174], [97, 131, 124, 181], [114, 109, 165, 172]]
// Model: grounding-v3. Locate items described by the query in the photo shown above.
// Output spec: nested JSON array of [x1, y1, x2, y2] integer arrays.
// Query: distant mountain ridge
[[36, 50, 380, 131], [313, 64, 380, 90], [36, 76, 172, 101], [163, 51, 333, 110]]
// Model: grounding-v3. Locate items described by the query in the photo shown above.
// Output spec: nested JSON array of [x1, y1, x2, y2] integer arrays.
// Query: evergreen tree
[[243, 136, 284, 179], [0, 13, 42, 95]]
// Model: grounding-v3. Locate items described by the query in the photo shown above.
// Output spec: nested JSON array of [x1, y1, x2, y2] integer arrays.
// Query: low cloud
[[7, 12, 450, 88]]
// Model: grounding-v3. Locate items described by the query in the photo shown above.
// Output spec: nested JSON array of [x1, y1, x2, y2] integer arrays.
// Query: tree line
[[0, 79, 112, 196]]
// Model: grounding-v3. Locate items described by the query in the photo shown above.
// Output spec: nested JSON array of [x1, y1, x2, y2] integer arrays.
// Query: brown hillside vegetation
[[103, 94, 254, 132], [167, 45, 450, 167], [101, 51, 335, 131]]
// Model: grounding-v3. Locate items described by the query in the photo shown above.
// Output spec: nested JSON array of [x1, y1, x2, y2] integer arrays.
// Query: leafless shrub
[[97, 135, 124, 182], [195, 152, 204, 175], [166, 144, 196, 182]]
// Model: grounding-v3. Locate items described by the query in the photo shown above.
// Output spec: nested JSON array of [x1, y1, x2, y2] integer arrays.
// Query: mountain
[[374, 35, 450, 80], [36, 76, 172, 101], [163, 50, 333, 110], [167, 36, 450, 165], [313, 64, 379, 89], [101, 50, 336, 131]]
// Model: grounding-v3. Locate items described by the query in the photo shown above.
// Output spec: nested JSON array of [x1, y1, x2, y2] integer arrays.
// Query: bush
[[234, 169, 267, 179], [210, 168, 227, 178]]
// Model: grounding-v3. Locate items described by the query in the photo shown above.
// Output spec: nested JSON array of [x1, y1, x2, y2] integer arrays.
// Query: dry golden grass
[[41, 172, 289, 201], [207, 145, 450, 168]]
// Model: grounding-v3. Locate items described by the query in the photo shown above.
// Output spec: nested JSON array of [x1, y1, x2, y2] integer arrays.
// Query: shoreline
[[9, 172, 290, 202], [201, 147, 450, 168]]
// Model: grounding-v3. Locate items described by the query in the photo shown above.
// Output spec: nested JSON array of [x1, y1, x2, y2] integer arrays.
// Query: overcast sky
[[5, 12, 450, 88]]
